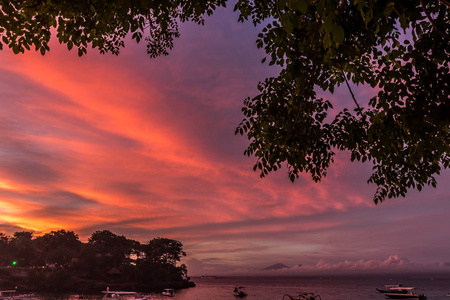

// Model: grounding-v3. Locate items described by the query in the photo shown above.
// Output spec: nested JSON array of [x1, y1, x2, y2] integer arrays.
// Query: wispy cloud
[[0, 5, 448, 275]]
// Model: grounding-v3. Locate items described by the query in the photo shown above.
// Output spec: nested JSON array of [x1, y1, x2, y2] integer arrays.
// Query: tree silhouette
[[34, 230, 82, 268], [235, 0, 449, 203], [81, 230, 139, 280], [0, 0, 226, 56], [0, 230, 190, 292], [138, 237, 188, 283], [9, 231, 36, 267], [0, 233, 11, 266]]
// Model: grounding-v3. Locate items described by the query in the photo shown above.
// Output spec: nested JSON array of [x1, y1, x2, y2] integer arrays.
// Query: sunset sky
[[0, 5, 449, 276]]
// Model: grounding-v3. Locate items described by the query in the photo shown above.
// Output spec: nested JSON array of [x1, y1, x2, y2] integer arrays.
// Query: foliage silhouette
[[234, 0, 449, 203], [0, 230, 191, 293]]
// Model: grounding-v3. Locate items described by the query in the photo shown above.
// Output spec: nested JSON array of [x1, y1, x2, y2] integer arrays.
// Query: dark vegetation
[[0, 230, 194, 294]]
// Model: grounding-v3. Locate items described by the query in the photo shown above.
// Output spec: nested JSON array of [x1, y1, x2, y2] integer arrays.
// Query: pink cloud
[[187, 255, 447, 276], [0, 5, 448, 276]]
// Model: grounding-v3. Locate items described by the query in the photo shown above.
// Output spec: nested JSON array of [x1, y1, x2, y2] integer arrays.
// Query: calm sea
[[147, 274, 450, 300]]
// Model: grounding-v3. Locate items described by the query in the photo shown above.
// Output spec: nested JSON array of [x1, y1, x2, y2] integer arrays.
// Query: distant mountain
[[261, 263, 290, 270]]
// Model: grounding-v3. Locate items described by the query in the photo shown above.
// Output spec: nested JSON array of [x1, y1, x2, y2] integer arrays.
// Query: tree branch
[[420, 0, 450, 40], [437, 0, 450, 9], [276, 0, 283, 21], [343, 73, 363, 114]]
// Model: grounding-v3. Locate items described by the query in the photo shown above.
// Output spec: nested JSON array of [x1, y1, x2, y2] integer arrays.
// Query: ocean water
[[148, 274, 450, 300]]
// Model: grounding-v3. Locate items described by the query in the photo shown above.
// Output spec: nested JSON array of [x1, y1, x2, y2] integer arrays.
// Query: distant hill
[[261, 263, 290, 270]]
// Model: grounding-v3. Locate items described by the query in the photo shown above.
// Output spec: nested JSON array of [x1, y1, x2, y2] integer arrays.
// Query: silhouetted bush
[[0, 230, 192, 294]]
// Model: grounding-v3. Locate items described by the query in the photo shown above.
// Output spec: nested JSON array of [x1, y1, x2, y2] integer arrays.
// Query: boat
[[233, 286, 248, 297], [283, 293, 322, 300], [0, 290, 17, 300], [0, 290, 38, 300], [102, 287, 148, 300], [201, 274, 217, 278], [384, 293, 426, 300], [382, 287, 426, 300], [15, 294, 39, 300], [162, 289, 174, 297], [70, 295, 88, 300], [377, 284, 404, 293], [376, 284, 426, 299]]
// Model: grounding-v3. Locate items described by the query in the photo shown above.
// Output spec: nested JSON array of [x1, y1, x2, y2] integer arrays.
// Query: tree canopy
[[235, 0, 449, 203], [0, 0, 448, 203], [0, 0, 226, 56], [0, 230, 190, 293]]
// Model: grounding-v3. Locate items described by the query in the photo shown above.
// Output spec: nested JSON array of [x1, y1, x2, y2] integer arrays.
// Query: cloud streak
[[0, 5, 448, 276]]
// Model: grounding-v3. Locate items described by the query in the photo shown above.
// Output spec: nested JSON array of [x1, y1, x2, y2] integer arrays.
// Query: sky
[[0, 5, 449, 277]]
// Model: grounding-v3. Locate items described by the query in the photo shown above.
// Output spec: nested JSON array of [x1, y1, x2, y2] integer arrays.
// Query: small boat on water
[[377, 284, 405, 293], [233, 286, 248, 297], [384, 293, 426, 300], [15, 294, 39, 300], [162, 289, 174, 297], [201, 274, 217, 278], [376, 285, 426, 300], [0, 290, 17, 300], [102, 287, 148, 300], [283, 293, 322, 300], [0, 290, 38, 300]]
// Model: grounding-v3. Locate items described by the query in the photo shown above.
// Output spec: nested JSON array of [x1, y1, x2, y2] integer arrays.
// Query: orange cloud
[[0, 8, 448, 275]]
